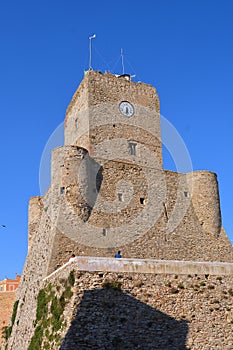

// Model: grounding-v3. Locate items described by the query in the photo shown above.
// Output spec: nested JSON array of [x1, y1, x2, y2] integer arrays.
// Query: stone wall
[[58, 269, 233, 350], [3, 199, 55, 350], [5, 261, 233, 350], [41, 148, 233, 273]]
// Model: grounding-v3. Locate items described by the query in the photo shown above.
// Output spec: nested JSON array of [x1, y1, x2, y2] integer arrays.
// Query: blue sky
[[0, 0, 233, 280]]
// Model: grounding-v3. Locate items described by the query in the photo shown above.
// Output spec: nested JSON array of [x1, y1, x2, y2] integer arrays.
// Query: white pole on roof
[[89, 34, 96, 70], [121, 48, 125, 75]]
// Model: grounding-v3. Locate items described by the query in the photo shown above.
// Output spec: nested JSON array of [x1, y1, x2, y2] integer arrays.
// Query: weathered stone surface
[[3, 71, 233, 350], [21, 263, 233, 349]]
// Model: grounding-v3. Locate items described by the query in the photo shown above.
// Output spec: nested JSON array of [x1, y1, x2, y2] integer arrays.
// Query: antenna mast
[[89, 34, 96, 70], [121, 48, 125, 75]]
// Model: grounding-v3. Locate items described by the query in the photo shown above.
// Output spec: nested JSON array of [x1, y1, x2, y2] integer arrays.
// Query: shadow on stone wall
[[60, 286, 189, 350], [86, 158, 103, 209]]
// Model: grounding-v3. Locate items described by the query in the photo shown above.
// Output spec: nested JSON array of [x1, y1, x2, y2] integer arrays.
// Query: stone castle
[[3, 71, 233, 350], [30, 70, 232, 267]]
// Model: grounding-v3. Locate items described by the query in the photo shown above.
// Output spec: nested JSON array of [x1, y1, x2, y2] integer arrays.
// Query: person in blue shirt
[[115, 250, 122, 258]]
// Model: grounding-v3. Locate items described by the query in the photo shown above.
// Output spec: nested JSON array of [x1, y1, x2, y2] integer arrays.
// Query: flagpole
[[89, 34, 96, 70]]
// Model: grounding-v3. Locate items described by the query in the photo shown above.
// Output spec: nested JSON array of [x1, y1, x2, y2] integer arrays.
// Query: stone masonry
[[6, 261, 233, 350], [50, 263, 233, 350], [30, 71, 233, 272], [3, 70, 233, 350]]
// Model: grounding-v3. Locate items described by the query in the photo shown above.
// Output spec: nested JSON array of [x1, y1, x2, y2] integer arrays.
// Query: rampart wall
[[4, 260, 233, 350]]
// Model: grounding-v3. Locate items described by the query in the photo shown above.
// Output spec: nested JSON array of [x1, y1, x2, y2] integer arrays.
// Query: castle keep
[[3, 71, 233, 350], [30, 70, 232, 269]]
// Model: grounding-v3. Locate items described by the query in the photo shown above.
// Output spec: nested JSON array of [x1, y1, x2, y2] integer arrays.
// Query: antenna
[[89, 34, 96, 70], [121, 48, 125, 75]]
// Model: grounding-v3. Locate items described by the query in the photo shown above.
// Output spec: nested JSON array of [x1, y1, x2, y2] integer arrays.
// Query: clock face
[[119, 101, 134, 117]]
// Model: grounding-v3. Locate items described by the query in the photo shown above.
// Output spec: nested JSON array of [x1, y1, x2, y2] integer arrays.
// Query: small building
[[0, 275, 20, 292]]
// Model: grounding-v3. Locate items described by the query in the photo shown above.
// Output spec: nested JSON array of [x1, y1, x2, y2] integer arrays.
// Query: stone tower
[[26, 70, 233, 276], [64, 71, 162, 166]]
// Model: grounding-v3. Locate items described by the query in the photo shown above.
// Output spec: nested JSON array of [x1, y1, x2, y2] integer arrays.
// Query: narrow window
[[128, 142, 137, 156], [75, 118, 78, 129], [60, 187, 65, 194], [102, 228, 107, 236], [163, 202, 168, 221], [118, 193, 123, 202], [184, 191, 189, 198], [140, 198, 146, 205]]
